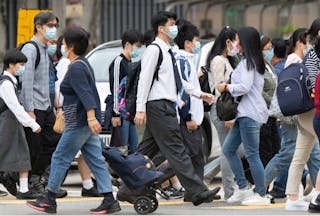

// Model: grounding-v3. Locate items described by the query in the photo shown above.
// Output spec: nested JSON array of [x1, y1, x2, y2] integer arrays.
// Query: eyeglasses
[[45, 23, 59, 28]]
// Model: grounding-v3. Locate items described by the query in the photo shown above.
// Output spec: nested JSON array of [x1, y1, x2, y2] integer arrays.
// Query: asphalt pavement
[[0, 170, 313, 215]]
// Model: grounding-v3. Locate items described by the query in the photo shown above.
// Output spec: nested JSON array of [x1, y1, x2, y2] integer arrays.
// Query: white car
[[86, 40, 220, 163]]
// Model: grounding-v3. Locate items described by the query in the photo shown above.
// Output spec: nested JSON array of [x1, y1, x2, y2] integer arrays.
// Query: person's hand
[[88, 119, 102, 135], [111, 117, 121, 127], [200, 93, 214, 105], [35, 127, 42, 134], [28, 111, 36, 120], [186, 120, 198, 132], [217, 83, 227, 93], [134, 112, 146, 126], [224, 120, 234, 129]]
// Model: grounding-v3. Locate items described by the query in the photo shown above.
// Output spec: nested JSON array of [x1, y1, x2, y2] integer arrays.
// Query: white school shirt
[[136, 37, 202, 112], [176, 49, 204, 125], [0, 71, 40, 132], [55, 58, 70, 107]]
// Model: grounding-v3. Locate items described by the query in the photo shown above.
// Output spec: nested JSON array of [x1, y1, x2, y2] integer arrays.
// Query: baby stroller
[[102, 146, 175, 214]]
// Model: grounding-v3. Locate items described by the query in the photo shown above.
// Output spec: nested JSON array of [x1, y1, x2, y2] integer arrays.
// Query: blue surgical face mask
[[15, 65, 25, 76], [130, 46, 142, 59], [264, 47, 274, 63], [47, 44, 57, 56], [45, 27, 57, 40], [60, 45, 68, 58], [192, 41, 201, 54], [167, 25, 178, 40]]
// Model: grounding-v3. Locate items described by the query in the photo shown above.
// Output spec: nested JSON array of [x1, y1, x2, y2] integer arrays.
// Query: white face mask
[[227, 41, 238, 56], [15, 65, 25, 76], [60, 45, 69, 58]]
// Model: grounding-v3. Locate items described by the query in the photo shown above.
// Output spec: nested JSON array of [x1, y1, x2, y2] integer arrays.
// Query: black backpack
[[18, 41, 40, 69], [199, 66, 214, 112], [0, 75, 16, 114], [124, 43, 163, 119]]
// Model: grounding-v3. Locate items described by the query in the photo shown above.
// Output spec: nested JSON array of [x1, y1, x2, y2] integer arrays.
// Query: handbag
[[216, 91, 242, 121], [53, 108, 65, 134]]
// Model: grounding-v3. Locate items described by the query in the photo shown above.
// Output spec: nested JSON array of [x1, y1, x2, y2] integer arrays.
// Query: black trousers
[[24, 108, 61, 175], [180, 124, 204, 181], [137, 100, 207, 196]]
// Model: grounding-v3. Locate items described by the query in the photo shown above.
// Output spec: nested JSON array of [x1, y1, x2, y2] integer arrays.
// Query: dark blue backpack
[[102, 145, 163, 190], [277, 62, 314, 116]]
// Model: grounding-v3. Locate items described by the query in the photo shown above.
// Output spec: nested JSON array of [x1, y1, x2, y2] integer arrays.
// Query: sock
[[103, 192, 115, 203], [47, 190, 56, 204], [311, 190, 320, 204], [83, 179, 94, 190], [172, 181, 183, 191], [19, 178, 28, 193]]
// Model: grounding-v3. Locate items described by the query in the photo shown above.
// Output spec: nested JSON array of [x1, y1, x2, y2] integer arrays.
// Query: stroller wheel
[[149, 196, 158, 213], [134, 196, 153, 214]]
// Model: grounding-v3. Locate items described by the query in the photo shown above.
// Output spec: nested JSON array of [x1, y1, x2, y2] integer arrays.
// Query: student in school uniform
[[0, 49, 41, 199]]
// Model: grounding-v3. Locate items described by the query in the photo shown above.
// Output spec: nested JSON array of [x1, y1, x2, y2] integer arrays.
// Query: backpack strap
[[21, 41, 41, 70], [149, 43, 163, 83], [176, 55, 191, 80], [0, 75, 16, 114]]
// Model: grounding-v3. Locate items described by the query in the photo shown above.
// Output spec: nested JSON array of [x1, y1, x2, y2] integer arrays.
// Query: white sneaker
[[285, 199, 308, 211], [241, 193, 271, 205], [304, 188, 316, 202], [227, 189, 253, 203]]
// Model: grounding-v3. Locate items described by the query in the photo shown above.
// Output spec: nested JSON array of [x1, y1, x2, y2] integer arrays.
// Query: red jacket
[[314, 74, 320, 115]]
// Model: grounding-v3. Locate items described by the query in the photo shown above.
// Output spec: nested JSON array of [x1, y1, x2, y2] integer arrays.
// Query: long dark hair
[[287, 28, 307, 55], [206, 26, 237, 69], [238, 27, 265, 75]]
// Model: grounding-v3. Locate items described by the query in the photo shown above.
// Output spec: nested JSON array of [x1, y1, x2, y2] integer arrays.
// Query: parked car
[[85, 40, 220, 163]]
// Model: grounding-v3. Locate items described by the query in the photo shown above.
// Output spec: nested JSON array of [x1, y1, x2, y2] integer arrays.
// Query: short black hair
[[121, 29, 143, 48], [143, 29, 155, 47], [34, 12, 59, 34], [63, 27, 90, 56], [151, 11, 177, 35], [271, 38, 287, 59], [3, 48, 27, 70], [174, 19, 199, 49]]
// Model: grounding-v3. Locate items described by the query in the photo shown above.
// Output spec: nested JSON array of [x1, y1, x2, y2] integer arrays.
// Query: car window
[[87, 47, 122, 82]]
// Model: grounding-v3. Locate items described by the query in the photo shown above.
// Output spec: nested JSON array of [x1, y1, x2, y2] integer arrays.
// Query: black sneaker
[[163, 186, 184, 199], [26, 195, 57, 213], [0, 190, 8, 196], [0, 176, 17, 196], [56, 188, 68, 198], [269, 189, 286, 199], [192, 187, 220, 206], [16, 190, 40, 199], [82, 187, 103, 197], [90, 200, 121, 214]]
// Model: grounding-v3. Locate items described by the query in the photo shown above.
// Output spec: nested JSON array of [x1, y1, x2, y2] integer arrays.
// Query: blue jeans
[[119, 119, 138, 154], [47, 126, 113, 194], [222, 117, 266, 196], [265, 123, 319, 187]]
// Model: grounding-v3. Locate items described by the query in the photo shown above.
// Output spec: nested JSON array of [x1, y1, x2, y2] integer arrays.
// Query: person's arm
[[20, 44, 37, 112], [136, 45, 159, 112], [228, 61, 254, 97], [112, 57, 122, 115], [0, 81, 40, 132], [305, 52, 320, 88], [211, 56, 227, 88]]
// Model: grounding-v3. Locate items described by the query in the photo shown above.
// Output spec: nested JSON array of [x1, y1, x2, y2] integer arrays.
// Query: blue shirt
[[60, 56, 101, 129], [273, 59, 286, 77], [228, 59, 268, 124]]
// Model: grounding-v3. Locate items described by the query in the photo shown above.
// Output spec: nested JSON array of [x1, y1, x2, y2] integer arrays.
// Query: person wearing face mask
[[47, 39, 58, 107], [108, 29, 143, 155], [132, 10, 219, 206], [171, 19, 205, 201], [19, 11, 61, 197], [0, 49, 42, 199], [205, 26, 241, 200]]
